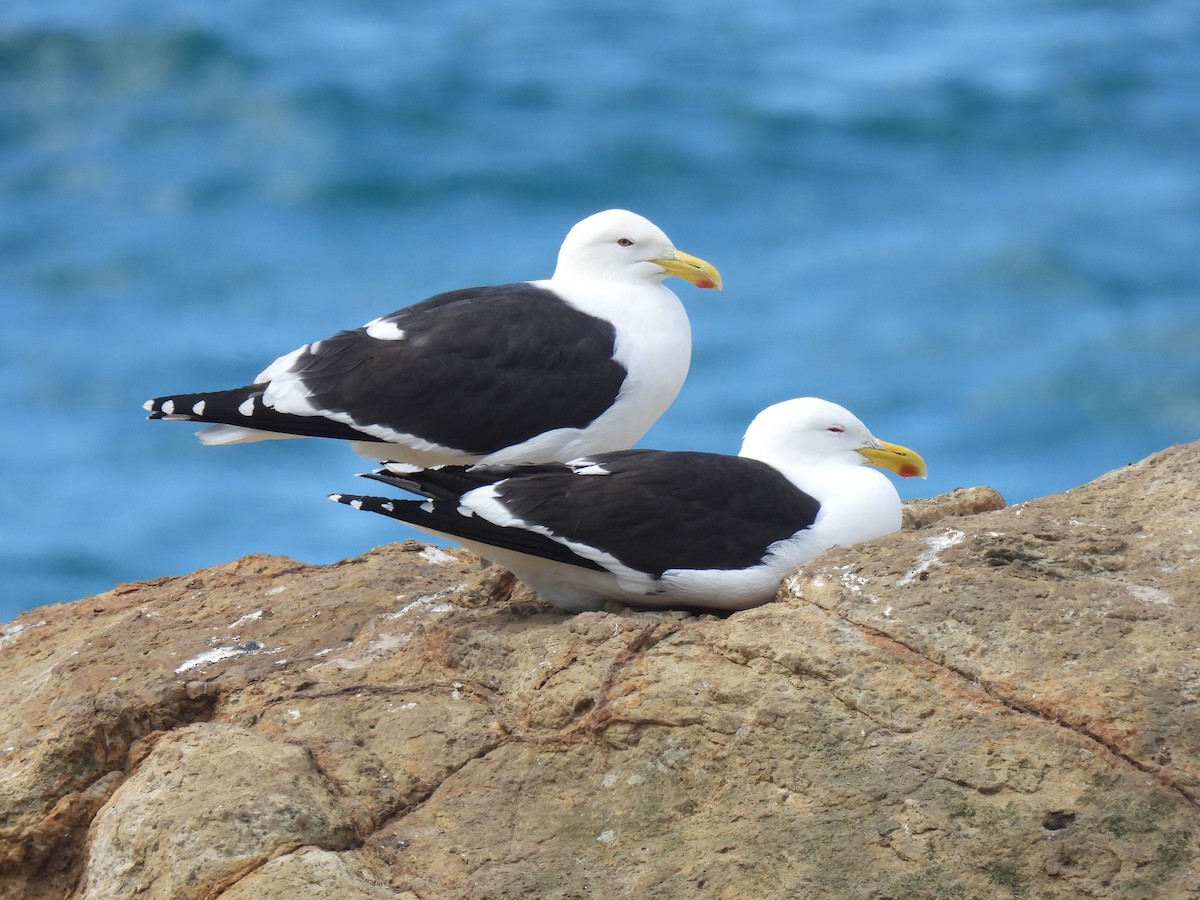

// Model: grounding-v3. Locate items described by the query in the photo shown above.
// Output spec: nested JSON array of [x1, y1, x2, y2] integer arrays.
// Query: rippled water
[[3, 0, 1199, 621]]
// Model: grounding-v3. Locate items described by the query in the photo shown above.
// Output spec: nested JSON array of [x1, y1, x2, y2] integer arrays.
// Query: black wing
[[347, 451, 822, 577], [148, 283, 628, 454]]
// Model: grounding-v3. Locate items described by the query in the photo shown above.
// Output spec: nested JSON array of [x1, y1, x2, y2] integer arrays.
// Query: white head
[[738, 398, 927, 478], [552, 209, 721, 290]]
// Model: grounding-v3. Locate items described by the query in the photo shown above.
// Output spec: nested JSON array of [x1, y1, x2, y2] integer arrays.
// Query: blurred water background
[[3, 0, 1198, 622]]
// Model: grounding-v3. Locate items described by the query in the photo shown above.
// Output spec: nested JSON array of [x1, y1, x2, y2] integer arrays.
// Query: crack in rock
[[852, 621, 1200, 809]]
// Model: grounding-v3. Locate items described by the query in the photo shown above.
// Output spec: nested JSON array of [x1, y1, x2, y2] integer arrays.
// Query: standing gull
[[329, 398, 927, 612], [145, 210, 721, 464]]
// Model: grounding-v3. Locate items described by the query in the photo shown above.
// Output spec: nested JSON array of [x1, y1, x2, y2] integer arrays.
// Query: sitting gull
[[330, 398, 927, 612]]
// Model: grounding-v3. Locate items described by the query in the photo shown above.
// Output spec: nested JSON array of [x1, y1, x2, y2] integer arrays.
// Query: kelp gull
[[329, 398, 927, 612], [145, 210, 721, 464]]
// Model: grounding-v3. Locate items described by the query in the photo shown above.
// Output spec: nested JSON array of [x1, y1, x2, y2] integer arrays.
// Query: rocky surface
[[1, 443, 1197, 898]]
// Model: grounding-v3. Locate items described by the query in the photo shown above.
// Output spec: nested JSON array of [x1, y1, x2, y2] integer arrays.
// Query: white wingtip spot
[[161, 399, 175, 415], [420, 501, 434, 513], [328, 494, 343, 502], [192, 400, 206, 416], [383, 461, 423, 474], [571, 463, 610, 476], [365, 320, 407, 341], [350, 499, 364, 510], [142, 399, 154, 411], [238, 397, 255, 417]]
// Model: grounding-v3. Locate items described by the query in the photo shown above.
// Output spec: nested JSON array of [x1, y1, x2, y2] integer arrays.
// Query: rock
[[220, 846, 400, 899], [78, 723, 358, 898], [900, 484, 1007, 530], [1, 445, 1198, 898]]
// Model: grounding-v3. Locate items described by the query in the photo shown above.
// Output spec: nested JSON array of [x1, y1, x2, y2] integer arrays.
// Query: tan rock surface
[[78, 723, 358, 898], [219, 846, 398, 899], [0, 445, 1197, 898]]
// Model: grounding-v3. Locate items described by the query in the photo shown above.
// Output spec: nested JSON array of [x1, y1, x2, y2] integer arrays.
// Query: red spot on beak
[[898, 464, 921, 478], [695, 278, 717, 289]]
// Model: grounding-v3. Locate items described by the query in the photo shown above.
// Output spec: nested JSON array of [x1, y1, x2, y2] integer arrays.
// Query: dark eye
[[827, 426, 845, 434], [616, 238, 634, 247]]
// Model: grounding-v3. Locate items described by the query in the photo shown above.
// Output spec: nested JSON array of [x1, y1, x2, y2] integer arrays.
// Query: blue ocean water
[[2, 1, 1198, 623]]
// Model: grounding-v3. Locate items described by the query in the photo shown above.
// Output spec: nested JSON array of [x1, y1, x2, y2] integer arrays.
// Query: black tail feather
[[362, 461, 572, 501], [360, 466, 498, 502], [144, 386, 265, 421], [328, 491, 605, 572], [145, 384, 385, 442]]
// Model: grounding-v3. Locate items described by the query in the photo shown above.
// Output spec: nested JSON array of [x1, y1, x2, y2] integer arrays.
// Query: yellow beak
[[652, 250, 723, 290], [857, 440, 928, 479]]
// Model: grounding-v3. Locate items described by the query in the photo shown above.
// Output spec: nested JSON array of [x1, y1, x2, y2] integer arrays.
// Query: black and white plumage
[[145, 210, 721, 465], [329, 398, 928, 612]]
